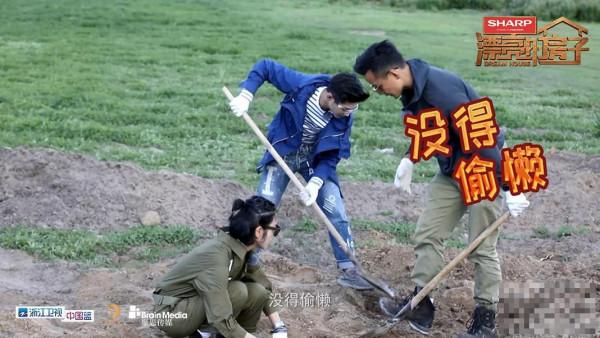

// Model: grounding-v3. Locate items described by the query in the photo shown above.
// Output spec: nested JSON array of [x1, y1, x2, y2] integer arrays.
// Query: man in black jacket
[[353, 40, 530, 337]]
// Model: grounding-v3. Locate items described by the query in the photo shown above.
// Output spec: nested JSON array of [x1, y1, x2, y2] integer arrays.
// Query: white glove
[[271, 322, 288, 338], [506, 192, 529, 217], [394, 158, 414, 194], [229, 89, 253, 117], [298, 177, 323, 206]]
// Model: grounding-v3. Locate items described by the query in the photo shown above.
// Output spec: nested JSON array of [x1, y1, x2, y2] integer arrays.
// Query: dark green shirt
[[156, 230, 274, 338]]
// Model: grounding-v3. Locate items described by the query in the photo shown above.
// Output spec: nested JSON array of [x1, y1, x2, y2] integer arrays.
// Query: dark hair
[[227, 195, 276, 245], [327, 72, 370, 104], [353, 40, 406, 76]]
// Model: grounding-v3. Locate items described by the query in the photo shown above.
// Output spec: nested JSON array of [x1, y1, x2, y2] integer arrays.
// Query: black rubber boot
[[379, 286, 435, 335], [458, 305, 497, 338]]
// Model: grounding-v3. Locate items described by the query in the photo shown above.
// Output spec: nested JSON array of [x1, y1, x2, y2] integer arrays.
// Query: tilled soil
[[0, 147, 598, 337]]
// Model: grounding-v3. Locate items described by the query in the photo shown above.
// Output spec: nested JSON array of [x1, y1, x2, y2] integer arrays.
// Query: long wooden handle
[[222, 87, 355, 262], [222, 87, 307, 192], [223, 86, 395, 298], [360, 194, 531, 337], [410, 210, 511, 308]]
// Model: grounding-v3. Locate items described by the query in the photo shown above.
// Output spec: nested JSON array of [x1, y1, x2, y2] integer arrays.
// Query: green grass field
[[0, 224, 207, 265], [1, 0, 599, 187]]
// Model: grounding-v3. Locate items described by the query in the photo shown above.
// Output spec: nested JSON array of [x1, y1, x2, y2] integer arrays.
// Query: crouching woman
[[152, 196, 287, 338]]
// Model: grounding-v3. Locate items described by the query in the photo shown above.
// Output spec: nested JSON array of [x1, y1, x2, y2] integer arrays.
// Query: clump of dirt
[[1, 146, 599, 337]]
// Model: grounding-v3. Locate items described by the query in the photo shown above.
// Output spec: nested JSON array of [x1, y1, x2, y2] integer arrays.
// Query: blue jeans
[[256, 145, 355, 270]]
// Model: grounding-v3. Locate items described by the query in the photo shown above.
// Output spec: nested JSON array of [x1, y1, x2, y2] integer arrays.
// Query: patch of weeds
[[292, 218, 318, 233], [0, 225, 208, 265], [555, 225, 590, 239], [0, 226, 99, 261], [532, 225, 552, 239], [354, 238, 377, 249], [353, 219, 416, 244], [531, 225, 591, 240]]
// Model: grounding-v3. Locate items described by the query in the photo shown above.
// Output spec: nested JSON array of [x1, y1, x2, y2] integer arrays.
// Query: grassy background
[[0, 225, 208, 265], [1, 0, 599, 190]]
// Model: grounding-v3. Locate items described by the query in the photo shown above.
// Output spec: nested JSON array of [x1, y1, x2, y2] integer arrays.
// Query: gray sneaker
[[336, 268, 374, 291]]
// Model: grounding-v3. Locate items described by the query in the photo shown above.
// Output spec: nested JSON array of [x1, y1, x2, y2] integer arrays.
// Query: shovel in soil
[[222, 86, 396, 299], [358, 198, 528, 338]]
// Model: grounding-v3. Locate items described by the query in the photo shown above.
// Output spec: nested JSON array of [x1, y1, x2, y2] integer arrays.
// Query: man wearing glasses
[[228, 59, 373, 290], [353, 40, 529, 337]]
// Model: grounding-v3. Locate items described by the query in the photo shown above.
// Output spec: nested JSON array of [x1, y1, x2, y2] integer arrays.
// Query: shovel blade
[[358, 301, 412, 338], [361, 274, 395, 299]]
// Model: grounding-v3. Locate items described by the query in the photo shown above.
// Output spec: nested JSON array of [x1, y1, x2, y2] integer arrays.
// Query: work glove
[[271, 322, 288, 338], [394, 157, 414, 194], [298, 176, 323, 206], [506, 192, 529, 217], [228, 89, 253, 117]]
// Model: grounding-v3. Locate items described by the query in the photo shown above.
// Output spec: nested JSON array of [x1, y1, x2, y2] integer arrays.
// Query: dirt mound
[[0, 147, 249, 230], [1, 146, 599, 337], [2, 147, 598, 233], [342, 149, 600, 233], [513, 150, 600, 233]]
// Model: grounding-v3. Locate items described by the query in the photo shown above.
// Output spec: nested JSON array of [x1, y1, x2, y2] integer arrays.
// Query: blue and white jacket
[[239, 59, 353, 186]]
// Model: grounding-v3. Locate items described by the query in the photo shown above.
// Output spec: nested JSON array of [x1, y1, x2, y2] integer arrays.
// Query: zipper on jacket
[[318, 132, 344, 141], [271, 132, 298, 146]]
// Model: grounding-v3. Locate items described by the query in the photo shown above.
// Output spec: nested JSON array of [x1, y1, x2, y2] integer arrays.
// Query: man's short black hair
[[327, 72, 370, 104], [353, 40, 406, 76]]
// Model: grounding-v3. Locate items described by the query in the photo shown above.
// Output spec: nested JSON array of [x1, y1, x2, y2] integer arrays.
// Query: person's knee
[[245, 282, 270, 304], [469, 199, 502, 222], [228, 281, 249, 305], [318, 183, 346, 216], [468, 244, 499, 264], [413, 227, 429, 244], [414, 225, 444, 248]]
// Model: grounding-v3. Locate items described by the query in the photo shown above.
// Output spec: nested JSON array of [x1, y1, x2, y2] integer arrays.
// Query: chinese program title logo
[[476, 16, 589, 67]]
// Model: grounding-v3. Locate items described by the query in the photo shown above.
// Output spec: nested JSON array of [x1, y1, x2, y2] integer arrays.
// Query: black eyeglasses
[[370, 68, 397, 93], [262, 224, 280, 237], [370, 83, 383, 92]]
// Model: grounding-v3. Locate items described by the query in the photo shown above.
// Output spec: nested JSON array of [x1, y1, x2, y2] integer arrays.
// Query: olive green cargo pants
[[411, 173, 505, 310], [154, 281, 271, 338]]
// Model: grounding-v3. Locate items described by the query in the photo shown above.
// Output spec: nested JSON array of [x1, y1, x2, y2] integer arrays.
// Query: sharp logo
[[487, 19, 533, 27], [483, 16, 536, 34]]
